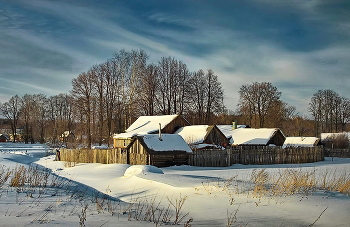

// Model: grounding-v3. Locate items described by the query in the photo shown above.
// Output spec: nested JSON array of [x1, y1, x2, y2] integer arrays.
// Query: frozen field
[[0, 142, 349, 226]]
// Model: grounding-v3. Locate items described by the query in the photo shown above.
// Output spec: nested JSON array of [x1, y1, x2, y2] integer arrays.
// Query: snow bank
[[124, 165, 164, 177]]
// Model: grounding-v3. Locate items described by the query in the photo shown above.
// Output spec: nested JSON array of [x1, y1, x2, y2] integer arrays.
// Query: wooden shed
[[113, 114, 190, 148], [125, 134, 192, 167], [231, 128, 286, 147], [0, 134, 8, 142], [175, 125, 229, 149]]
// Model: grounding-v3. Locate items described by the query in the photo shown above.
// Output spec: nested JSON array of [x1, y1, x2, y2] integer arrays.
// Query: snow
[[191, 143, 224, 150], [175, 125, 211, 144], [1, 142, 350, 226], [113, 114, 180, 138], [217, 125, 249, 144], [91, 144, 109, 149], [140, 134, 193, 153], [231, 128, 283, 145], [124, 165, 164, 177], [282, 137, 320, 148], [217, 125, 234, 139], [321, 132, 350, 141]]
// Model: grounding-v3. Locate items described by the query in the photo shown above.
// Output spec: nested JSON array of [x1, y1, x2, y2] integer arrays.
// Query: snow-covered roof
[[191, 143, 224, 150], [282, 137, 320, 148], [216, 125, 233, 139], [175, 125, 212, 144], [320, 132, 350, 141], [140, 134, 192, 153], [113, 114, 180, 138], [61, 131, 74, 137], [231, 128, 283, 145], [217, 125, 249, 138]]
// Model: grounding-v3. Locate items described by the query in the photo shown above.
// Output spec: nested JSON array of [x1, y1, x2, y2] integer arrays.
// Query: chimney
[[232, 121, 237, 130], [159, 123, 162, 141]]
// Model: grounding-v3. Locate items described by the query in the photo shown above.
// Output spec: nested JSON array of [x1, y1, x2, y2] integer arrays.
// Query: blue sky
[[1, 0, 349, 115]]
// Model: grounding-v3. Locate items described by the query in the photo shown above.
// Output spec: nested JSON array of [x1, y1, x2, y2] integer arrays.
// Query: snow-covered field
[[0, 142, 349, 226]]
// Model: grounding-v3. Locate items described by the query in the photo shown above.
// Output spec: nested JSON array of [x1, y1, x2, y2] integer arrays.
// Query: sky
[[0, 0, 349, 115]]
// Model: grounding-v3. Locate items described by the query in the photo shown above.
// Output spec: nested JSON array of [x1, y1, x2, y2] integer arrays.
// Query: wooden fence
[[58, 148, 127, 164], [188, 147, 324, 167], [324, 148, 350, 158], [58, 146, 325, 167]]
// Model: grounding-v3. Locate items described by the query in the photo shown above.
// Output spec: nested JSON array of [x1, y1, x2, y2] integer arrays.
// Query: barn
[[231, 128, 286, 147], [0, 134, 8, 142], [125, 134, 192, 167], [113, 114, 190, 148], [175, 125, 229, 150]]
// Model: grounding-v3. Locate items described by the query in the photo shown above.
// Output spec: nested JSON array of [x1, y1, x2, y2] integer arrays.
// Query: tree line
[[0, 49, 349, 146]]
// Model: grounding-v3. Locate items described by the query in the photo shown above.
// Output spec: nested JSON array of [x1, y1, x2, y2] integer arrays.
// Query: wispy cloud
[[0, 0, 348, 114]]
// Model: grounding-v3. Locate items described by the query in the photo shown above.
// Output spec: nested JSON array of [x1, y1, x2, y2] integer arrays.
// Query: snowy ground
[[0, 142, 349, 226]]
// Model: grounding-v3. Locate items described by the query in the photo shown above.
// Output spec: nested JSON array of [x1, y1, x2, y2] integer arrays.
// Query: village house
[[60, 131, 75, 143], [125, 134, 192, 167], [231, 128, 286, 147], [175, 125, 229, 150], [282, 137, 320, 148], [113, 114, 190, 148], [0, 134, 9, 142]]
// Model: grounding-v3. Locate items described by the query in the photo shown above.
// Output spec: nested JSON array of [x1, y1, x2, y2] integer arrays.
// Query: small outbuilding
[[60, 131, 75, 143], [231, 128, 286, 147], [282, 137, 320, 148], [0, 134, 8, 142], [175, 125, 229, 150], [125, 134, 192, 167]]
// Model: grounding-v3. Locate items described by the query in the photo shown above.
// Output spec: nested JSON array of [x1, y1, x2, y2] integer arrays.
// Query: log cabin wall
[[204, 126, 229, 146], [161, 115, 191, 134], [127, 138, 150, 165], [268, 130, 286, 146]]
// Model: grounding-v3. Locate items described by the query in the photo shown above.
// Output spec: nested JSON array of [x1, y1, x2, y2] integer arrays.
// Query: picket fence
[[58, 148, 127, 164], [58, 146, 325, 167], [188, 146, 324, 167]]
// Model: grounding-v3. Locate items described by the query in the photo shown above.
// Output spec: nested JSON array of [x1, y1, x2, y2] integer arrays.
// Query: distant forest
[[1, 49, 349, 146]]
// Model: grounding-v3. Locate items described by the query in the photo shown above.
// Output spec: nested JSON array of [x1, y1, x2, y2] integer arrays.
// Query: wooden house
[[175, 125, 229, 150], [282, 137, 320, 148], [113, 114, 190, 148], [125, 134, 192, 167], [0, 134, 8, 142], [231, 128, 286, 147], [60, 131, 75, 143]]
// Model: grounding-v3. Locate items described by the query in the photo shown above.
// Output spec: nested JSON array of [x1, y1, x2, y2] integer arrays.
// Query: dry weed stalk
[[167, 194, 189, 225], [79, 204, 89, 227], [226, 205, 240, 227], [251, 169, 269, 198]]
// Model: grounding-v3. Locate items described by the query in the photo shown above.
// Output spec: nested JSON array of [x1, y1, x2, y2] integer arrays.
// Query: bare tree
[[186, 69, 225, 124], [339, 97, 350, 132], [71, 71, 95, 148], [237, 82, 282, 128], [139, 64, 159, 116], [20, 94, 36, 143], [308, 89, 345, 135], [0, 95, 21, 142]]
